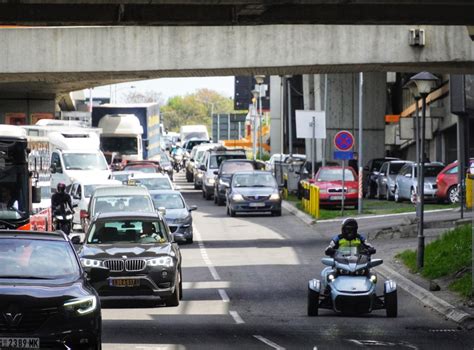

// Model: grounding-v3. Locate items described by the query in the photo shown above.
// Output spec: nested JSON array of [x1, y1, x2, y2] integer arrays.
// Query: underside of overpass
[[0, 25, 473, 95], [0, 1, 473, 26]]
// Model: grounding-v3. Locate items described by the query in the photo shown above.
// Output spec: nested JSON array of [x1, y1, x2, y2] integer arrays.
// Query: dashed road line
[[218, 289, 230, 303], [194, 225, 221, 281], [253, 335, 285, 350], [229, 310, 245, 324]]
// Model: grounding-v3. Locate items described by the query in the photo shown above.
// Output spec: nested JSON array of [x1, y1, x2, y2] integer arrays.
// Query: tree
[[160, 89, 234, 132]]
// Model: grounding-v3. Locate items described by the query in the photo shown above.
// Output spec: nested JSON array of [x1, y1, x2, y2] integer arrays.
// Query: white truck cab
[[49, 131, 111, 192]]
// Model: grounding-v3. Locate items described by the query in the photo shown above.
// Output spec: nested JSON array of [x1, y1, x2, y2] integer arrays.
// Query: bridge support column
[[0, 93, 56, 124], [270, 75, 284, 155]]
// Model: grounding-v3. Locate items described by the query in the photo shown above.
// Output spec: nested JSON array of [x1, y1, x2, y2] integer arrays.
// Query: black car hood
[[79, 243, 173, 259], [165, 208, 189, 221], [0, 280, 90, 309], [232, 187, 276, 196]]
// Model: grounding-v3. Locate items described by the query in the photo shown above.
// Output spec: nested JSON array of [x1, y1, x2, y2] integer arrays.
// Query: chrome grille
[[125, 259, 146, 272], [243, 195, 269, 201], [328, 188, 347, 193], [104, 259, 125, 272]]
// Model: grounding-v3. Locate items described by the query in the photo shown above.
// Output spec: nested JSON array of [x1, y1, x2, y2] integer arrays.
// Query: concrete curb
[[377, 264, 472, 325], [282, 201, 315, 226]]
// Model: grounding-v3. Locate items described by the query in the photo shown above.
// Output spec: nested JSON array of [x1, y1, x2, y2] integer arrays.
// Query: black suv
[[75, 211, 183, 307], [0, 230, 108, 349], [213, 159, 264, 206]]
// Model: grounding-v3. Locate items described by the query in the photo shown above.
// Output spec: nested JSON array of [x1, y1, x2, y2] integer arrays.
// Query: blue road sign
[[334, 131, 354, 151], [334, 151, 354, 160]]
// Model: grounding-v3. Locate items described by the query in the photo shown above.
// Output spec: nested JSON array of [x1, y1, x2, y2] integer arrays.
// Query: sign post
[[296, 110, 326, 178], [334, 131, 355, 216]]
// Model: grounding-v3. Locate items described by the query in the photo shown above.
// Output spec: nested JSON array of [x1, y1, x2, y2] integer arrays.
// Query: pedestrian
[[348, 152, 358, 175]]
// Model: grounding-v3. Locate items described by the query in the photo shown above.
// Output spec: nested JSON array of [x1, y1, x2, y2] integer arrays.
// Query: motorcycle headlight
[[197, 173, 203, 178], [207, 178, 215, 185], [147, 256, 174, 268], [269, 193, 280, 201], [81, 258, 103, 268], [369, 274, 377, 284], [64, 296, 97, 316], [327, 273, 335, 282], [355, 269, 366, 275], [232, 194, 244, 201], [56, 215, 64, 220]]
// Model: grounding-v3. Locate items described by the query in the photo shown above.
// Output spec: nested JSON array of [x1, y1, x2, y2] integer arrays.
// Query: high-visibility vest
[[338, 238, 362, 248]]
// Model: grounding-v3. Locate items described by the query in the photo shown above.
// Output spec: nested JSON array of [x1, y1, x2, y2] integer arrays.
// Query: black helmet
[[57, 182, 66, 193], [341, 217, 358, 241]]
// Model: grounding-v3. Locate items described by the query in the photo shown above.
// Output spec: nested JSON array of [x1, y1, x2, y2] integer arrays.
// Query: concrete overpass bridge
[[0, 24, 473, 95], [0, 0, 473, 26]]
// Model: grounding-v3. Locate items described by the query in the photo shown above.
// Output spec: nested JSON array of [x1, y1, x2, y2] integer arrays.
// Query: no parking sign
[[333, 131, 354, 159]]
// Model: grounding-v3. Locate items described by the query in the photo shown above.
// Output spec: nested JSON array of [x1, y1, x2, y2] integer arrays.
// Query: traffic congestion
[[0, 121, 472, 350]]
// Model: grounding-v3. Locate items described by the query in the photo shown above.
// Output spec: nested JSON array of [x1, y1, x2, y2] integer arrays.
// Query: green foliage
[[396, 224, 473, 298], [160, 89, 234, 132]]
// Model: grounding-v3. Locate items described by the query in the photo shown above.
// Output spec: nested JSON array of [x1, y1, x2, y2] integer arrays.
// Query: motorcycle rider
[[51, 183, 74, 234], [325, 217, 376, 256]]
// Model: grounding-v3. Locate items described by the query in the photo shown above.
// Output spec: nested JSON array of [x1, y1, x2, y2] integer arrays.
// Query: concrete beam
[[0, 25, 473, 93]]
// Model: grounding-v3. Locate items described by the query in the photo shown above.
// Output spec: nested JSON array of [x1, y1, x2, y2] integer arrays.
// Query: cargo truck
[[92, 103, 162, 160]]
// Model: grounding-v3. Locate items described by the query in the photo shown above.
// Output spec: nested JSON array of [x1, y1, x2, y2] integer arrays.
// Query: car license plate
[[0, 338, 40, 349], [249, 202, 265, 207], [330, 196, 344, 200], [110, 278, 140, 287]]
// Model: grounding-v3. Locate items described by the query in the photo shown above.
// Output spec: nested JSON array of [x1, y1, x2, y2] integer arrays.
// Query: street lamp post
[[407, 72, 439, 270], [252, 89, 259, 160]]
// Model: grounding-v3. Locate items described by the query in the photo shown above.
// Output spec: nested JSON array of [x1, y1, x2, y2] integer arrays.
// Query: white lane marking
[[319, 208, 455, 223], [253, 335, 285, 350], [347, 339, 418, 349], [218, 289, 230, 303], [194, 225, 221, 281], [182, 281, 230, 289], [229, 310, 245, 324]]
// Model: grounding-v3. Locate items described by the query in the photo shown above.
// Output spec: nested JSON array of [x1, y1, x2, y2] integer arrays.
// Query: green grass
[[396, 224, 473, 298], [290, 198, 457, 221]]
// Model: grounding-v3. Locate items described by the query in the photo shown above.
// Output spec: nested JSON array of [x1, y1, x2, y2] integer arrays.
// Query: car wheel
[[186, 236, 193, 244], [226, 206, 230, 216], [447, 185, 459, 204], [179, 269, 183, 300], [202, 190, 206, 198], [217, 196, 225, 206], [272, 209, 282, 217], [204, 189, 212, 200], [385, 290, 398, 318], [394, 187, 401, 203], [194, 182, 199, 190], [165, 275, 180, 307], [186, 171, 193, 182], [230, 208, 236, 217], [307, 287, 319, 316], [410, 188, 417, 204], [213, 191, 218, 205]]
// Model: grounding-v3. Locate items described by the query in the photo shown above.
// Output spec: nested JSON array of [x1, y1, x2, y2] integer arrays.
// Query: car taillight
[[80, 210, 89, 219]]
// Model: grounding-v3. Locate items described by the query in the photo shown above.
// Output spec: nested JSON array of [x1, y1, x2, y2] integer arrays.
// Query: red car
[[123, 160, 162, 173], [436, 159, 474, 204], [313, 166, 359, 208]]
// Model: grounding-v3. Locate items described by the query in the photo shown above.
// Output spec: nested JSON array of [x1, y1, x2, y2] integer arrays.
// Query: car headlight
[[64, 296, 97, 316], [81, 258, 103, 268], [348, 189, 357, 194], [147, 256, 174, 268], [232, 194, 244, 201], [207, 178, 215, 185], [219, 179, 230, 187], [269, 193, 280, 201]]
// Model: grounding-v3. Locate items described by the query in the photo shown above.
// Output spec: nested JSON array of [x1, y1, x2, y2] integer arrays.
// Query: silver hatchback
[[394, 162, 444, 203], [375, 160, 412, 200]]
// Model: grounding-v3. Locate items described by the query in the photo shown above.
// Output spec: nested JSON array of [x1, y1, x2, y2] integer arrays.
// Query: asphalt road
[[101, 172, 474, 350]]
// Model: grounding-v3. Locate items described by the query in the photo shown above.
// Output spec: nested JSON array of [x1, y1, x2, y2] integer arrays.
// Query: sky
[[91, 76, 235, 103]]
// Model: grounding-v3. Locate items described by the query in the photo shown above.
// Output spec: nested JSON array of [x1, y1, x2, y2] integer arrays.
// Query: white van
[[180, 125, 209, 143], [49, 131, 111, 192]]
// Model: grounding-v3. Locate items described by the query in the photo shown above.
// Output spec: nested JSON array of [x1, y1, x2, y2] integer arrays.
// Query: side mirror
[[364, 166, 369, 171], [321, 257, 335, 266], [188, 205, 197, 211], [71, 235, 83, 245], [199, 165, 206, 171], [32, 186, 41, 204], [213, 170, 219, 175], [190, 159, 195, 162], [88, 266, 110, 283], [50, 165, 57, 174], [157, 206, 167, 216], [369, 259, 383, 268]]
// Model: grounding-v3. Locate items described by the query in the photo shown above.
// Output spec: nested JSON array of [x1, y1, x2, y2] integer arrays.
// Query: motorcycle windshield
[[335, 247, 369, 265]]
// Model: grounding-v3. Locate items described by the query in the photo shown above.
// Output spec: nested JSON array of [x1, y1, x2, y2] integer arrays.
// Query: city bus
[[0, 125, 48, 230]]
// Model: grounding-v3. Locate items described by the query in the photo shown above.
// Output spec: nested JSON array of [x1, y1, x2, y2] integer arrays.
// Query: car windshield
[[0, 239, 80, 281], [317, 168, 355, 181], [233, 173, 276, 188], [87, 220, 168, 244], [111, 173, 130, 182], [136, 177, 172, 190], [124, 165, 157, 173], [195, 150, 206, 163], [209, 154, 246, 169], [151, 193, 185, 209], [221, 162, 254, 174], [93, 195, 154, 215], [372, 159, 386, 172], [63, 153, 108, 171], [414, 165, 444, 178], [389, 163, 406, 175]]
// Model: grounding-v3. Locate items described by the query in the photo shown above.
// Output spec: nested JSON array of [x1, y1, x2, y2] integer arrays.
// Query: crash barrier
[[467, 174, 473, 209], [300, 181, 320, 218]]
